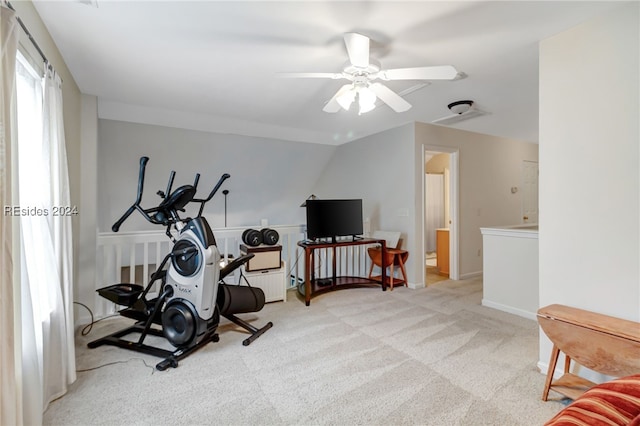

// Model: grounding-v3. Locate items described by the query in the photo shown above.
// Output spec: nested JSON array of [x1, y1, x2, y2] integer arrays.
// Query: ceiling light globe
[[358, 87, 377, 114], [337, 89, 356, 111]]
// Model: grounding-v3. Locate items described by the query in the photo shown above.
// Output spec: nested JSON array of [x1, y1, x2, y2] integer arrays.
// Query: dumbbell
[[242, 228, 279, 246], [241, 229, 263, 247], [261, 228, 279, 245]]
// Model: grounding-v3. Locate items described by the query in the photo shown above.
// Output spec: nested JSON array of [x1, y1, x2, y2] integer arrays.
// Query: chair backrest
[[372, 231, 401, 249]]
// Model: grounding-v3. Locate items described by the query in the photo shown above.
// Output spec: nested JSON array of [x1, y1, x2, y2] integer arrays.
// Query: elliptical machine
[[89, 156, 272, 370]]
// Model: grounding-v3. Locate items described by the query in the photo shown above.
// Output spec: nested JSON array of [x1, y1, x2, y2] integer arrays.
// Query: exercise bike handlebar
[[112, 156, 149, 232], [194, 172, 230, 217], [112, 156, 230, 232], [135, 156, 149, 205], [111, 205, 136, 233], [194, 173, 230, 204]]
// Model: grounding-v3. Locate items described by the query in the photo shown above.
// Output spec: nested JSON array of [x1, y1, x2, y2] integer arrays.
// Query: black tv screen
[[305, 199, 363, 241]]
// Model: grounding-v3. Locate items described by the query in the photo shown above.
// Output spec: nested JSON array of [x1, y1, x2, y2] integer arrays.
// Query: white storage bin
[[240, 261, 287, 303]]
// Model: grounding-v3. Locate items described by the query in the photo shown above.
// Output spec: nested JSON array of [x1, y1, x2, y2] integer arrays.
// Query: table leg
[[542, 344, 560, 401], [398, 256, 408, 287], [304, 248, 311, 306], [389, 261, 395, 290], [381, 242, 387, 291]]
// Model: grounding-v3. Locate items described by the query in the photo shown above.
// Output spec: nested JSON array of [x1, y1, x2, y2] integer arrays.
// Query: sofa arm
[[544, 374, 640, 426]]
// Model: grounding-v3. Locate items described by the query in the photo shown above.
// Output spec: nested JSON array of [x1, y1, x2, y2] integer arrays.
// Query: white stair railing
[[96, 225, 380, 318], [96, 225, 306, 317]]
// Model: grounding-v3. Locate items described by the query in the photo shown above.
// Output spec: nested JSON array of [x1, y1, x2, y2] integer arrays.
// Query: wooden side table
[[368, 247, 409, 290], [537, 304, 640, 401]]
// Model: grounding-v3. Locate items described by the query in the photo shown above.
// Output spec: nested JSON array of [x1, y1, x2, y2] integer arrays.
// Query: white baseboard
[[408, 281, 425, 289], [481, 299, 537, 321], [459, 271, 482, 280]]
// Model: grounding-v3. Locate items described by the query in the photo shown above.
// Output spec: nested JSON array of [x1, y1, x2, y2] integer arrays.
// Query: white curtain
[[425, 174, 445, 252], [0, 5, 20, 426], [42, 63, 76, 404], [16, 53, 75, 422]]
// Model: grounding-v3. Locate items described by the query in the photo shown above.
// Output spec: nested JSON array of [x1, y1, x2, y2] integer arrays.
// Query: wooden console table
[[538, 304, 640, 401], [297, 238, 387, 306]]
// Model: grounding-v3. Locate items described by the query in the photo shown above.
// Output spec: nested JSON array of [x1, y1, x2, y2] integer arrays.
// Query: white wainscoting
[[95, 225, 380, 318], [96, 224, 305, 318], [480, 225, 539, 320]]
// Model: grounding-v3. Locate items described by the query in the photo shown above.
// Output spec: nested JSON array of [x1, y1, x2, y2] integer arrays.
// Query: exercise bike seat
[[219, 253, 255, 281], [158, 185, 196, 213]]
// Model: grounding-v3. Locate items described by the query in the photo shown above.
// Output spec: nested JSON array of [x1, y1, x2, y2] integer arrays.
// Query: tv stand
[[297, 238, 387, 306]]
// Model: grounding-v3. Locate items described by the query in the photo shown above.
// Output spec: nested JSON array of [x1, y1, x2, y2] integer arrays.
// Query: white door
[[522, 160, 539, 224], [444, 168, 451, 227]]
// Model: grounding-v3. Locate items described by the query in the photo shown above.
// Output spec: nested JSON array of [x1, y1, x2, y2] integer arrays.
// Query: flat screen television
[[305, 199, 363, 241]]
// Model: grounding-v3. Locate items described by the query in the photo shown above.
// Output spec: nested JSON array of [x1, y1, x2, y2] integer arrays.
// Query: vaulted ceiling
[[33, 1, 621, 145]]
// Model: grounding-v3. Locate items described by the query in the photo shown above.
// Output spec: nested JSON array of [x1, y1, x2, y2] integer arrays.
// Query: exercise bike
[[88, 156, 272, 370]]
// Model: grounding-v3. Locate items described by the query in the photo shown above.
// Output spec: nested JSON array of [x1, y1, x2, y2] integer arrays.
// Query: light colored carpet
[[45, 278, 564, 425], [426, 266, 449, 286]]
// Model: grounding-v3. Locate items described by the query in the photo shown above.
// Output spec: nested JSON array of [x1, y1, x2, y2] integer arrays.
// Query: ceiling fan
[[280, 32, 460, 115]]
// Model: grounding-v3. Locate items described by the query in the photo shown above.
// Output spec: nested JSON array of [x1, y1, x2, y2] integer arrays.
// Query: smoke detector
[[432, 100, 489, 125], [448, 100, 474, 114]]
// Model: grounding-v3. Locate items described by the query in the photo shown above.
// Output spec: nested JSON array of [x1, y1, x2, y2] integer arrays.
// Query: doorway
[[522, 160, 539, 224], [423, 146, 459, 286]]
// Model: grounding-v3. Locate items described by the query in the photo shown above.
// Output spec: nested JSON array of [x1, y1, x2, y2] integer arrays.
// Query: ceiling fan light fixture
[[337, 88, 356, 111], [357, 86, 377, 115], [448, 100, 474, 114]]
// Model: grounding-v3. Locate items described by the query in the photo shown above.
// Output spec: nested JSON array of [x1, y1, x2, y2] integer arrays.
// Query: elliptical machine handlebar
[[111, 156, 230, 233], [112, 156, 149, 232], [194, 173, 230, 217]]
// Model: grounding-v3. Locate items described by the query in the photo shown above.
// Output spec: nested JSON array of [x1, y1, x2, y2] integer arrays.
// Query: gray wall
[[311, 121, 538, 286], [311, 124, 418, 279], [414, 122, 539, 282], [312, 124, 416, 230], [97, 119, 336, 232], [97, 117, 537, 289]]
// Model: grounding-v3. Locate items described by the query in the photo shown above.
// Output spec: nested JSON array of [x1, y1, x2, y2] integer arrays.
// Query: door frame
[[422, 145, 459, 283], [521, 160, 539, 224]]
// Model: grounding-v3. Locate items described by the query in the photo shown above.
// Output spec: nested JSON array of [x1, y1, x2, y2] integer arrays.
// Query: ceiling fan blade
[[344, 33, 369, 68], [369, 83, 412, 112], [323, 84, 353, 113], [379, 65, 458, 81], [277, 72, 344, 79]]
